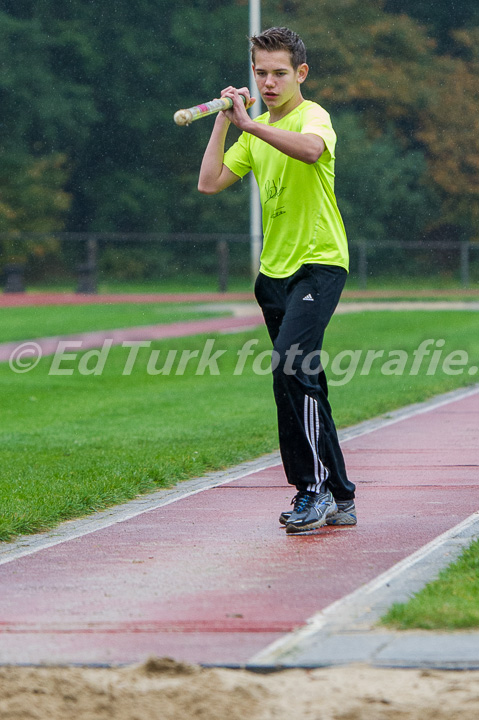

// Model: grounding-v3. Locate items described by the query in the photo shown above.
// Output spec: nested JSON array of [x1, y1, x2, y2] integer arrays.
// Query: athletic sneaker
[[284, 489, 338, 534], [325, 499, 357, 526], [280, 498, 357, 527]]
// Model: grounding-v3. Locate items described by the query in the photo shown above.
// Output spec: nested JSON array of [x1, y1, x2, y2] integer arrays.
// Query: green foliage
[[0, 0, 477, 263], [96, 238, 250, 283], [0, 0, 250, 237], [0, 8, 97, 149], [0, 153, 70, 233], [60, 0, 251, 234], [0, 4, 93, 263], [265, 0, 479, 246], [334, 112, 439, 245], [384, 0, 479, 52]]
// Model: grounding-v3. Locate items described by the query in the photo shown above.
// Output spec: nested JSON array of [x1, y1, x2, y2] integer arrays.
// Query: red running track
[[0, 292, 253, 307], [1, 289, 479, 309], [0, 315, 264, 363], [0, 291, 264, 363], [0, 391, 478, 666]]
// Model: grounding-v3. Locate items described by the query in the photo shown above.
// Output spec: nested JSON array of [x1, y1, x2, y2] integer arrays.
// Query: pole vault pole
[[249, 0, 262, 280]]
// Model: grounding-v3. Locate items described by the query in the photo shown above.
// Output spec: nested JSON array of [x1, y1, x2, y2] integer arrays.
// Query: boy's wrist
[[241, 119, 256, 134], [241, 119, 260, 136], [215, 113, 231, 129]]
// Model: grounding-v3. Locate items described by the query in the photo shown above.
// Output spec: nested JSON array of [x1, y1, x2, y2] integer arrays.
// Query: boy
[[198, 26, 356, 533]]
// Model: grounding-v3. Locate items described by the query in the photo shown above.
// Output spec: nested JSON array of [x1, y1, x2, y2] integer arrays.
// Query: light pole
[[249, 0, 262, 280]]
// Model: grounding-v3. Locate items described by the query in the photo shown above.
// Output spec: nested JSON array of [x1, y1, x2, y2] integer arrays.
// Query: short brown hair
[[250, 27, 307, 70]]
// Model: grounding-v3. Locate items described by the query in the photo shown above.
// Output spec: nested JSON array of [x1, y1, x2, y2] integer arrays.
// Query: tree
[[0, 1, 250, 237], [264, 0, 479, 243], [415, 28, 479, 234], [42, 0, 250, 234], [1, 0, 477, 268], [334, 112, 439, 246], [383, 0, 479, 52], [0, 7, 93, 268]]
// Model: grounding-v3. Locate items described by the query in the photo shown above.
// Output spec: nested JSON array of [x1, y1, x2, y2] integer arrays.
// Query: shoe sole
[[285, 518, 324, 534], [285, 504, 337, 534], [280, 511, 357, 527], [326, 514, 357, 526]]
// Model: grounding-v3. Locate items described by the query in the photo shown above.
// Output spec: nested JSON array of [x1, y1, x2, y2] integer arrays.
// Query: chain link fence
[[1, 233, 478, 293]]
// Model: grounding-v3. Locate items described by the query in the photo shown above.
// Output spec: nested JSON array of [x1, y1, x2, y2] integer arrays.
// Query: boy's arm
[[223, 88, 324, 165], [197, 113, 240, 195], [198, 86, 256, 195], [247, 125, 324, 165]]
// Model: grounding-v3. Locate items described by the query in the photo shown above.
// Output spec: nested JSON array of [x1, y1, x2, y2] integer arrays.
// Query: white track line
[[1, 384, 477, 568], [0, 452, 281, 566], [249, 511, 479, 665], [336, 301, 479, 314]]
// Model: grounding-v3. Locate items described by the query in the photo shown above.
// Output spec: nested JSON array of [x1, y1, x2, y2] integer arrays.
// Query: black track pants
[[254, 264, 355, 500]]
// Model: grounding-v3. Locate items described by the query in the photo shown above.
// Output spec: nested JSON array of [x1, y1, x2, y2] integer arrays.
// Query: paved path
[[0, 387, 477, 667]]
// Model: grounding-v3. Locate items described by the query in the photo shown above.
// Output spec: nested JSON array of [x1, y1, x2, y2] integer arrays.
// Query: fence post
[[460, 241, 470, 288], [358, 241, 368, 289], [217, 239, 229, 293], [3, 263, 25, 293], [76, 236, 98, 294]]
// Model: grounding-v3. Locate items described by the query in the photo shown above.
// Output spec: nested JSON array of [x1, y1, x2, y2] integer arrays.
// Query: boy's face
[[253, 49, 308, 118]]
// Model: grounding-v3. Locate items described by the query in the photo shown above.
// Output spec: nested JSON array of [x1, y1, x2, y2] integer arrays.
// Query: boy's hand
[[220, 86, 256, 130]]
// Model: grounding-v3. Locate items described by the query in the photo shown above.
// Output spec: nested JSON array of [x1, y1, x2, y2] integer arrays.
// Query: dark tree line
[[0, 0, 477, 275]]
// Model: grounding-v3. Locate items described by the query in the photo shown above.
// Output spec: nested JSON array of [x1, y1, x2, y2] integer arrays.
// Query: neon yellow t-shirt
[[223, 100, 349, 278]]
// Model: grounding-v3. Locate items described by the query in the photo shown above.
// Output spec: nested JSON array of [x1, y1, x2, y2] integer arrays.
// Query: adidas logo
[[302, 293, 314, 302]]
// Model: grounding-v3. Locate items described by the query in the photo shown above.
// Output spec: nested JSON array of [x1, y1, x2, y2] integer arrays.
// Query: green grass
[[340, 293, 479, 302], [97, 276, 255, 294], [346, 274, 479, 291], [322, 309, 479, 427], [0, 308, 478, 544], [29, 275, 255, 295], [28, 274, 479, 296], [381, 539, 479, 630], [0, 303, 228, 343], [0, 330, 278, 540]]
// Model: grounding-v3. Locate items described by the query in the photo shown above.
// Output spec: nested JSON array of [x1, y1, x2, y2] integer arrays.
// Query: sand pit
[[1, 658, 479, 719]]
